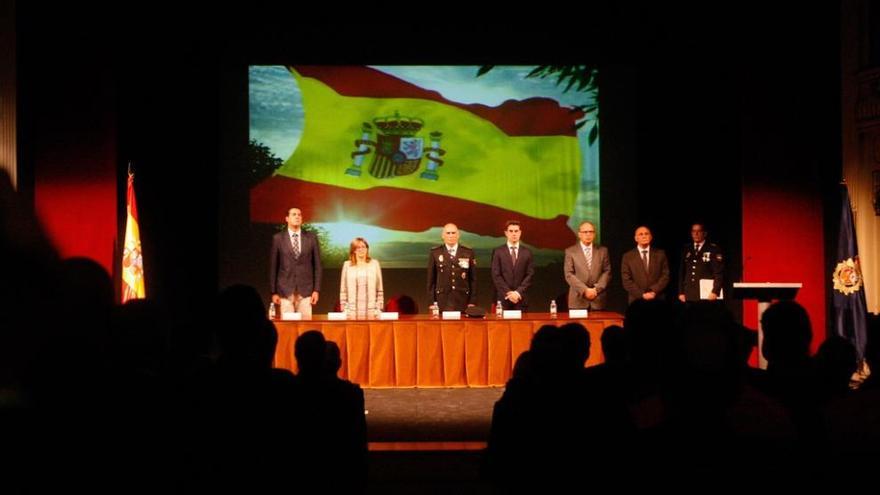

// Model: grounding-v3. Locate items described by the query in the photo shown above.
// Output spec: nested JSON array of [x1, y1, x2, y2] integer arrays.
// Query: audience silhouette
[[291, 331, 368, 491]]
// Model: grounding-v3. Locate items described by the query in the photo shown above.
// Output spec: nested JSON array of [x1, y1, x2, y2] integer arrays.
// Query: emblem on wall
[[833, 257, 863, 295]]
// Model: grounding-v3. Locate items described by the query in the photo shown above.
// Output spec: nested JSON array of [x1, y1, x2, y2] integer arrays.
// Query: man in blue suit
[[270, 207, 322, 318], [491, 221, 535, 311]]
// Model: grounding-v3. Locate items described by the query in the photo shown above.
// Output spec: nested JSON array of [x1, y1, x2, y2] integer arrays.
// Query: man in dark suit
[[678, 222, 724, 302], [491, 220, 535, 311], [564, 221, 611, 310], [427, 223, 476, 312], [621, 226, 670, 305], [270, 207, 322, 318]]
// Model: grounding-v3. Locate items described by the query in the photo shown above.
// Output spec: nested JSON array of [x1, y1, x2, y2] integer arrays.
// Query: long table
[[272, 312, 623, 388]]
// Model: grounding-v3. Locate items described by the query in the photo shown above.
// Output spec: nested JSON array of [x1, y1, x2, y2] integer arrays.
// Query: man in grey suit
[[491, 220, 535, 311], [270, 207, 322, 318], [564, 221, 611, 310], [621, 226, 670, 305]]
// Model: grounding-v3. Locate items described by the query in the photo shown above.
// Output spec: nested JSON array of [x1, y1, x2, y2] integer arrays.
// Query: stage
[[272, 312, 623, 387]]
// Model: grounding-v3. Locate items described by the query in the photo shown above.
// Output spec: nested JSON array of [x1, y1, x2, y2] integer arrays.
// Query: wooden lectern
[[731, 282, 802, 369]]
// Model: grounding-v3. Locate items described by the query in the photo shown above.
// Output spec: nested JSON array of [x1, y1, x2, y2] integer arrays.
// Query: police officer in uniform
[[678, 223, 724, 302], [427, 223, 476, 311]]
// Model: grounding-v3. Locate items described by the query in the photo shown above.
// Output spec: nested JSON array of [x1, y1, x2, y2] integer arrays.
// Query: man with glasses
[[564, 221, 611, 310], [678, 223, 725, 302]]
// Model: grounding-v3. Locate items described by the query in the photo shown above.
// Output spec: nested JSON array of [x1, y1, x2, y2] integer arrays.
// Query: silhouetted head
[[558, 322, 591, 368], [814, 335, 858, 394], [59, 257, 114, 317], [295, 330, 326, 376], [679, 302, 749, 374], [600, 324, 627, 364], [530, 325, 566, 377], [56, 257, 115, 355], [215, 284, 277, 368], [324, 340, 342, 377], [761, 300, 812, 365], [511, 349, 533, 379], [625, 299, 677, 370], [112, 298, 168, 371]]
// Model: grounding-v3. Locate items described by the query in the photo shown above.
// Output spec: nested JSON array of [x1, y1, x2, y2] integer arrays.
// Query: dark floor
[[368, 450, 493, 494], [365, 387, 505, 442]]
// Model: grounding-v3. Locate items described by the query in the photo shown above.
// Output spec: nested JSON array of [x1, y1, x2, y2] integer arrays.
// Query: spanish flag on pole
[[122, 170, 145, 303]]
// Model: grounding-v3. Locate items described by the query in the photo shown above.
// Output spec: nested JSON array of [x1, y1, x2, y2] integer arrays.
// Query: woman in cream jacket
[[340, 237, 384, 318]]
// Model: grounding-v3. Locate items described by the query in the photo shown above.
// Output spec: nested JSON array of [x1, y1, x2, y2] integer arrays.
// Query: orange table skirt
[[273, 312, 623, 388]]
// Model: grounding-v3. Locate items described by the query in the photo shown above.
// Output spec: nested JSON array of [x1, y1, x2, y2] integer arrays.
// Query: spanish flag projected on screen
[[249, 65, 598, 263], [122, 172, 145, 303]]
